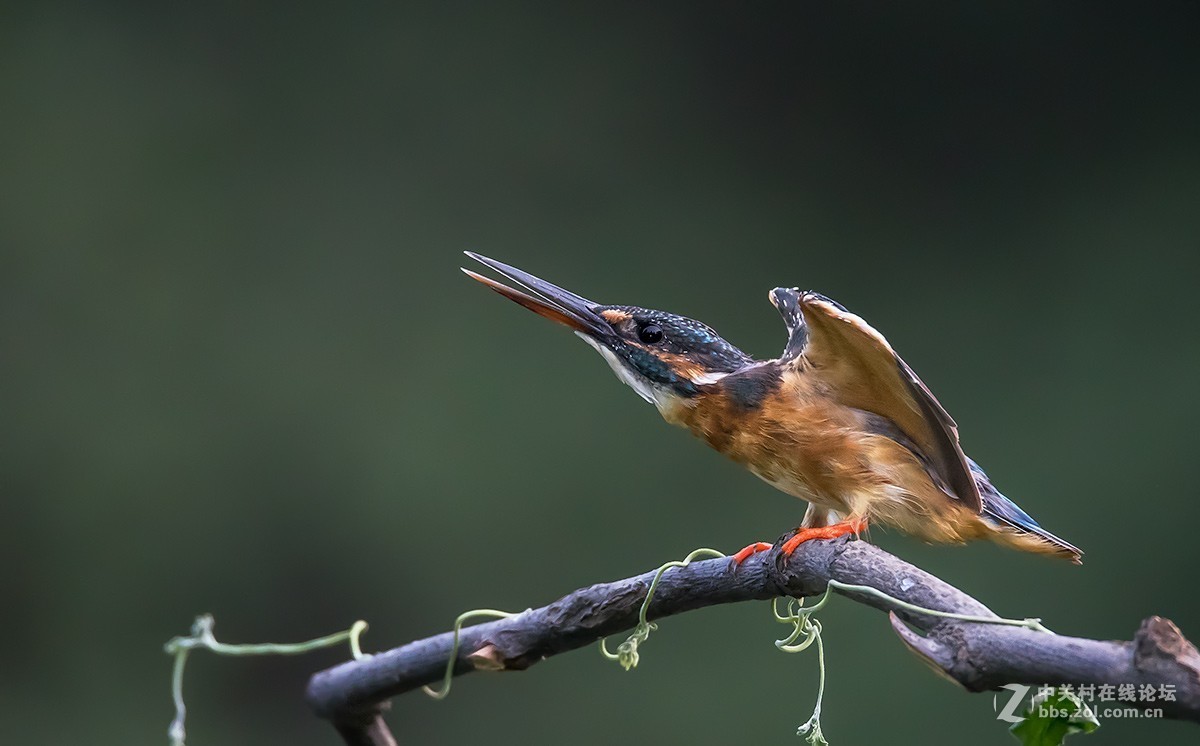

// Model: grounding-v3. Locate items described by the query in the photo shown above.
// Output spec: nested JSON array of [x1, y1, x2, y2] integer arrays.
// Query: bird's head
[[463, 252, 752, 412]]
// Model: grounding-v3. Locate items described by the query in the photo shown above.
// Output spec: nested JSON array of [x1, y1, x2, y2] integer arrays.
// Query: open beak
[[462, 252, 612, 338]]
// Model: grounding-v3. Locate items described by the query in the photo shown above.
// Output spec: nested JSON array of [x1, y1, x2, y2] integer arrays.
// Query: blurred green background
[[3, 3, 1199, 744]]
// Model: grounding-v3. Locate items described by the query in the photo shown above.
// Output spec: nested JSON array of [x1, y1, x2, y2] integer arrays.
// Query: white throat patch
[[575, 332, 677, 410]]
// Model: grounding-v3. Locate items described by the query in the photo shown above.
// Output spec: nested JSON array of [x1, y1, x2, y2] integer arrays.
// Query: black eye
[[638, 324, 664, 344]]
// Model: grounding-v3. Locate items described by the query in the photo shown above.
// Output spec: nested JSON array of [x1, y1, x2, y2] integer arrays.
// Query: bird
[[462, 252, 1081, 565]]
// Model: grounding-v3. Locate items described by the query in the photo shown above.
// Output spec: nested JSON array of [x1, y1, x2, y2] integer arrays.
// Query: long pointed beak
[[462, 252, 612, 338]]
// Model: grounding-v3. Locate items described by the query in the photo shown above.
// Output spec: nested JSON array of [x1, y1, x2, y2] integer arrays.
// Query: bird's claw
[[729, 541, 773, 567], [780, 518, 868, 557]]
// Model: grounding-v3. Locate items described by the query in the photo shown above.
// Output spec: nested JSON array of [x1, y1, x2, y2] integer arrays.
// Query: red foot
[[780, 518, 868, 556], [730, 541, 773, 566]]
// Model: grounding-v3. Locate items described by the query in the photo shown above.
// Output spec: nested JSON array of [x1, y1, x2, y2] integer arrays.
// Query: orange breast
[[674, 371, 970, 537]]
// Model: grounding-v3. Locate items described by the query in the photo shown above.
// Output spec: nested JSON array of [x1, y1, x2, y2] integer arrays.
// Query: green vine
[[822, 579, 1053, 633], [773, 596, 831, 744], [422, 609, 518, 700], [163, 614, 368, 746], [599, 547, 726, 669]]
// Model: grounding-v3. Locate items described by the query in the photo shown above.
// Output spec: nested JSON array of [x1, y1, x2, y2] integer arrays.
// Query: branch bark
[[306, 535, 1200, 742]]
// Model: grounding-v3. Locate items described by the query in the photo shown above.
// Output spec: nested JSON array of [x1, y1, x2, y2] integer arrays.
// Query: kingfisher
[[462, 252, 1081, 565]]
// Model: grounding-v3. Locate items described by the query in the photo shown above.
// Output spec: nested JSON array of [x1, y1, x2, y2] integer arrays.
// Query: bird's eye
[[638, 324, 664, 344]]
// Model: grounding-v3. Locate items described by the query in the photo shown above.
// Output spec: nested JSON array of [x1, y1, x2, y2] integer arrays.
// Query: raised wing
[[781, 290, 981, 512]]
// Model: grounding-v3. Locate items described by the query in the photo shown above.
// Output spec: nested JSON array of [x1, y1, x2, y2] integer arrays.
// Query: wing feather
[[794, 292, 981, 512]]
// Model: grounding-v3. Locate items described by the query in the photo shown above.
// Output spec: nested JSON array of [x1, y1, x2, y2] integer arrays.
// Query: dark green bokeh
[[3, 4, 1198, 744]]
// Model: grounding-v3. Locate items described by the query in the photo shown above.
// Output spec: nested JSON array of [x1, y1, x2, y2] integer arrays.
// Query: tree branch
[[306, 536, 1200, 742]]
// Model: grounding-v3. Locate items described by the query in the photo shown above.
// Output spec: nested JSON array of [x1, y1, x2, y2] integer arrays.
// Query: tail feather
[[969, 458, 1083, 564]]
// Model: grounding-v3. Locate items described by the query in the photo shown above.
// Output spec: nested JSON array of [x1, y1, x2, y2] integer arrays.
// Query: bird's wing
[[792, 292, 981, 512]]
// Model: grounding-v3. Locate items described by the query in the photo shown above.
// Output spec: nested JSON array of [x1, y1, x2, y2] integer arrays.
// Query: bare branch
[[305, 536, 1200, 741], [331, 713, 396, 746]]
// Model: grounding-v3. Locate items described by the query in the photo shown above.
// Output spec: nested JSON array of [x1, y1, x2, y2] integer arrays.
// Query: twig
[[305, 535, 1200, 741]]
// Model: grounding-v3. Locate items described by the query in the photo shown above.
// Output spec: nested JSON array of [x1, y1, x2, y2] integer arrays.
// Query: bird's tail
[[970, 459, 1083, 564]]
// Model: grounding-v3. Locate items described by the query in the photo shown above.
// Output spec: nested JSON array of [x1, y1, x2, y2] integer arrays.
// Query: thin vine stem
[[422, 609, 517, 700], [164, 614, 368, 746], [824, 579, 1053, 634], [598, 547, 726, 669]]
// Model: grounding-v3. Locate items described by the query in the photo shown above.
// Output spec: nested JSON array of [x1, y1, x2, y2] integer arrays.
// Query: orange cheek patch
[[654, 350, 705, 381]]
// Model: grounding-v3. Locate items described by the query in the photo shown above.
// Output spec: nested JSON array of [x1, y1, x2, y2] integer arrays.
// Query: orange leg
[[780, 517, 868, 556], [729, 541, 773, 566]]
